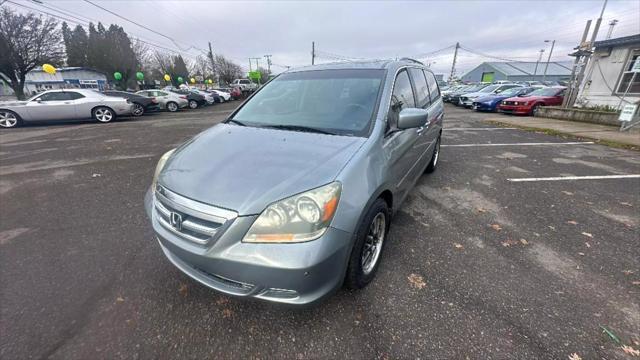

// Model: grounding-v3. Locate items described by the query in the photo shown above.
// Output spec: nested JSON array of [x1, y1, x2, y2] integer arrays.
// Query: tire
[[132, 103, 144, 117], [219, 96, 225, 103], [345, 198, 390, 289], [531, 104, 540, 116], [166, 102, 179, 112], [0, 110, 22, 128], [92, 106, 115, 123], [188, 100, 198, 109], [425, 134, 441, 173]]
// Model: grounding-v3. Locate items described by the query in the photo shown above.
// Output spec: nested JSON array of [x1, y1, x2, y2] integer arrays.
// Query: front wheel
[[531, 104, 540, 116], [345, 198, 390, 289], [0, 110, 21, 128], [188, 100, 198, 109], [425, 135, 441, 173], [93, 107, 115, 123], [166, 102, 179, 112]]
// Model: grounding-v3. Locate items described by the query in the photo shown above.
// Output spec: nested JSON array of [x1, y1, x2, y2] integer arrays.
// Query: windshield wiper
[[225, 119, 246, 126], [263, 124, 336, 135]]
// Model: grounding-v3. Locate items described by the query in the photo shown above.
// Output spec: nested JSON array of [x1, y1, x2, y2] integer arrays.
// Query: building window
[[616, 49, 639, 94]]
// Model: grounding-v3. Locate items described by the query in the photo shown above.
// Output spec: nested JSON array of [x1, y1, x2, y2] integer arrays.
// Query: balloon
[[42, 64, 56, 75], [163, 74, 171, 81], [177, 76, 184, 83], [113, 72, 122, 80], [136, 71, 144, 81], [190, 78, 195, 84]]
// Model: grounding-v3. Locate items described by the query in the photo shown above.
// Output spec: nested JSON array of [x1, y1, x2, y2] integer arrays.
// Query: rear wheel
[[132, 103, 144, 116], [166, 102, 179, 112], [345, 198, 390, 289], [0, 110, 21, 128], [92, 107, 115, 123]]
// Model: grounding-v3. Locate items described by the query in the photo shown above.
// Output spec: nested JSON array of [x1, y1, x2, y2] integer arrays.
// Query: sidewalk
[[484, 115, 640, 149]]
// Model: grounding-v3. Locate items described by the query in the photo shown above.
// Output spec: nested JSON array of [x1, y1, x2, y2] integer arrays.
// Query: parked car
[[498, 86, 566, 115], [103, 90, 159, 116], [442, 85, 469, 102], [449, 83, 491, 105], [0, 89, 134, 128], [458, 84, 522, 108], [188, 88, 217, 105], [169, 89, 206, 109], [231, 78, 258, 93], [472, 87, 534, 112], [228, 86, 242, 100], [136, 90, 188, 112], [144, 60, 444, 305], [210, 89, 232, 102]]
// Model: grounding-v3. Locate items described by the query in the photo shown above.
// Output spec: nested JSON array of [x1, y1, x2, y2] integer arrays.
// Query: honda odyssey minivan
[[145, 59, 444, 305]]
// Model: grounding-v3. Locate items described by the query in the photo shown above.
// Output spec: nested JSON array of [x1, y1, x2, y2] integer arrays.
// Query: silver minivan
[[145, 59, 444, 306]]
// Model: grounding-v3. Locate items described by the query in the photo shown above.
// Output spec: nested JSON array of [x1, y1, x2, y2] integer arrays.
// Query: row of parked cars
[[442, 82, 566, 115], [0, 86, 241, 128]]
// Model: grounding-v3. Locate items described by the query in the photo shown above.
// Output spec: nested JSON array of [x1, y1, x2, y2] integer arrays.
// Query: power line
[[82, 0, 204, 53]]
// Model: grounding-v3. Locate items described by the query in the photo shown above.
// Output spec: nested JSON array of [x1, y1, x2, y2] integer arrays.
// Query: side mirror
[[35, 99, 42, 103], [397, 108, 428, 130]]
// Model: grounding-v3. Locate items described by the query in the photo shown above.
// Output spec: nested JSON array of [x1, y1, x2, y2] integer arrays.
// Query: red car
[[498, 87, 566, 115]]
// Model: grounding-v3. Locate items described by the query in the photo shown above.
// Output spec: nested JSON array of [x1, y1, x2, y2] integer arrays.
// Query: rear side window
[[387, 69, 416, 131], [408, 68, 430, 108], [424, 70, 440, 102], [37, 92, 66, 101], [66, 92, 85, 100]]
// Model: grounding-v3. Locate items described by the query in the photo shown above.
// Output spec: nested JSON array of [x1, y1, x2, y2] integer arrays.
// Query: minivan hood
[[159, 124, 366, 215]]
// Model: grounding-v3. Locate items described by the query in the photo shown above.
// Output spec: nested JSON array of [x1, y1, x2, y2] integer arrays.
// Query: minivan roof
[[288, 59, 432, 74]]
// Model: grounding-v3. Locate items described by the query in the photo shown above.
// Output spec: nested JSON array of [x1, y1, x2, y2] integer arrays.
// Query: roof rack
[[399, 57, 424, 65]]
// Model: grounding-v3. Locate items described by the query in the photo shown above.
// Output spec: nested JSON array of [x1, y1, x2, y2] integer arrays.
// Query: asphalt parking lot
[[1, 104, 638, 359]]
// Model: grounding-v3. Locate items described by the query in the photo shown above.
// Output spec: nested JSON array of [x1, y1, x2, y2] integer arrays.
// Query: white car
[[0, 89, 134, 128], [209, 89, 231, 102], [189, 89, 217, 105], [136, 90, 188, 112]]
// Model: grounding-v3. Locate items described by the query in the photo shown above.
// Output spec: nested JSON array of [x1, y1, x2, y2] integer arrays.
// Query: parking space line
[[445, 127, 518, 131], [507, 174, 640, 182], [442, 141, 594, 147]]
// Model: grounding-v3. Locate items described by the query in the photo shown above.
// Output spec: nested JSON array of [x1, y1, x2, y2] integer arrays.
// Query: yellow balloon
[[42, 64, 56, 75], [190, 78, 196, 84], [163, 74, 171, 81]]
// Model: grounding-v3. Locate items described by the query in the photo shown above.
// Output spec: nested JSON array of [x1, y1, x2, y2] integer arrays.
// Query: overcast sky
[[7, 0, 640, 77]]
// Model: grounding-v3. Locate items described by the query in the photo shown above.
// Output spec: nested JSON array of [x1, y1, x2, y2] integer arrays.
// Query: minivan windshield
[[229, 69, 385, 137]]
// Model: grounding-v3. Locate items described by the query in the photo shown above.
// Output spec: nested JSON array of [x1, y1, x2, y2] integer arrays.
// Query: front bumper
[[472, 102, 496, 111], [144, 189, 353, 306], [114, 103, 136, 116], [497, 104, 532, 115]]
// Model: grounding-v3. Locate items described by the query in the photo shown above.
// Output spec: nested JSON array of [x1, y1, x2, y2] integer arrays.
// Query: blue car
[[472, 87, 534, 112]]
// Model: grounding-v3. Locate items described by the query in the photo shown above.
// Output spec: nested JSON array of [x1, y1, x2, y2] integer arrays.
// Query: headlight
[[243, 182, 341, 243], [151, 149, 175, 189], [514, 101, 519, 105]]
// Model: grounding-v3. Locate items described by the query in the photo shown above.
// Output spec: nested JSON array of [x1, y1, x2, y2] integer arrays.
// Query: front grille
[[154, 185, 237, 245]]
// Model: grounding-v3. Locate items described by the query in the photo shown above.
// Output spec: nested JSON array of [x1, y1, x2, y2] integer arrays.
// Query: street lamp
[[533, 49, 545, 76], [542, 39, 556, 82]]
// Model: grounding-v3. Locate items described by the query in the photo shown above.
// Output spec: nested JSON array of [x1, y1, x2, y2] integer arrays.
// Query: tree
[[214, 55, 243, 85], [84, 22, 138, 90], [0, 8, 64, 99], [61, 22, 89, 67]]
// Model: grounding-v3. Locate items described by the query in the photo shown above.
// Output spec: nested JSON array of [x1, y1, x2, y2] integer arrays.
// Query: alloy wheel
[[95, 108, 113, 122], [132, 103, 144, 116], [189, 100, 198, 109], [167, 102, 178, 112], [361, 212, 386, 275], [0, 111, 18, 128]]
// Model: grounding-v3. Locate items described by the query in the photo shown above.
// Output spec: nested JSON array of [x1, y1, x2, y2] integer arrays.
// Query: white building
[[577, 34, 640, 109], [23, 67, 108, 96]]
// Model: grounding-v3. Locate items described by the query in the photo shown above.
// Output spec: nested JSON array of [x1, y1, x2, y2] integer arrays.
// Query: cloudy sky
[[6, 0, 640, 77]]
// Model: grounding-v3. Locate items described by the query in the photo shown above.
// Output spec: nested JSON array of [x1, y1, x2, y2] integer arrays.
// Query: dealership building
[[576, 34, 640, 109], [22, 67, 108, 96], [461, 61, 573, 83]]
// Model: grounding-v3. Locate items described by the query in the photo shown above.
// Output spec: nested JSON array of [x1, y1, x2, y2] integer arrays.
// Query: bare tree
[[0, 8, 64, 99], [215, 55, 243, 85], [131, 37, 152, 69]]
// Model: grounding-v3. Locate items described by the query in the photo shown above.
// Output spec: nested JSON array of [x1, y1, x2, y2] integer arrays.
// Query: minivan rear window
[[230, 69, 385, 137]]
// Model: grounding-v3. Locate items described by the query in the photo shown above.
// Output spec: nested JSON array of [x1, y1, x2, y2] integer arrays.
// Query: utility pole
[[449, 42, 460, 82], [590, 0, 608, 45], [534, 49, 545, 76], [207, 42, 216, 85], [311, 41, 315, 65], [542, 40, 555, 82], [264, 54, 272, 74], [248, 58, 253, 73], [606, 19, 618, 39], [563, 20, 592, 107]]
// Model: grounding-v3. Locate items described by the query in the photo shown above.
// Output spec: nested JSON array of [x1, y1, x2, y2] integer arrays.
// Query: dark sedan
[[169, 90, 206, 109], [103, 90, 159, 116]]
